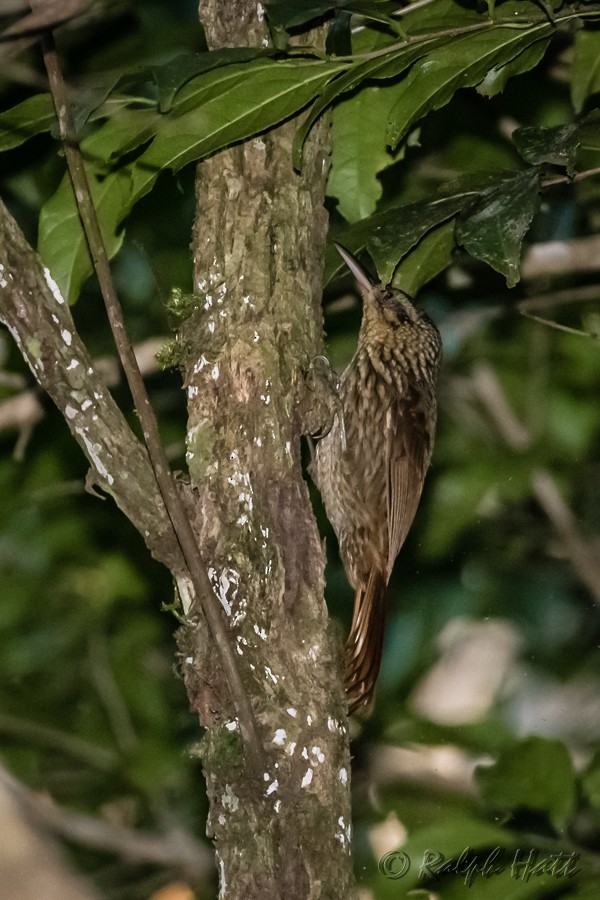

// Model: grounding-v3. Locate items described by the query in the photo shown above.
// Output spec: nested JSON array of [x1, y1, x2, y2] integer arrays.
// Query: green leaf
[[456, 169, 541, 287], [374, 815, 520, 894], [366, 194, 467, 282], [575, 115, 600, 170], [513, 123, 579, 173], [38, 109, 159, 303], [476, 36, 550, 98], [150, 49, 273, 113], [327, 84, 405, 223], [571, 27, 600, 114], [386, 24, 554, 150], [293, 37, 448, 168], [38, 59, 343, 301], [476, 737, 577, 831], [265, 0, 335, 32], [581, 753, 600, 816], [393, 218, 457, 294], [266, 0, 402, 33], [139, 59, 345, 174], [0, 94, 55, 153]]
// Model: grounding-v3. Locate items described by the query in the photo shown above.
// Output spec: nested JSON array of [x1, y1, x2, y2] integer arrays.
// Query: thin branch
[[470, 363, 531, 450], [532, 470, 600, 606], [468, 365, 600, 606], [37, 23, 264, 775], [0, 199, 182, 573], [521, 235, 600, 281], [1, 765, 212, 881], [0, 712, 119, 772]]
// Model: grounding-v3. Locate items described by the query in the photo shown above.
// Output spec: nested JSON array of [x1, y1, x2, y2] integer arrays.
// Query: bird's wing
[[385, 390, 433, 581]]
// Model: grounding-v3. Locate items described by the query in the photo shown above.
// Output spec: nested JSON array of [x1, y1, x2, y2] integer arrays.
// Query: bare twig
[[0, 712, 119, 771], [0, 764, 212, 881], [468, 365, 600, 605], [521, 235, 600, 281], [532, 470, 600, 606], [37, 22, 264, 774], [471, 363, 531, 450]]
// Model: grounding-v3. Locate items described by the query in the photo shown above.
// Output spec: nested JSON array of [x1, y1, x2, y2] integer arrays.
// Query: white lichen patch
[[301, 747, 309, 760], [286, 741, 297, 756], [193, 354, 210, 373], [311, 746, 325, 764], [43, 267, 65, 304], [221, 784, 239, 813], [287, 708, 297, 718], [264, 666, 278, 684], [272, 729, 286, 746], [307, 714, 313, 726], [265, 779, 278, 796], [339, 767, 348, 785], [225, 720, 238, 732], [218, 855, 226, 900], [65, 405, 77, 420], [61, 329, 72, 346], [176, 576, 194, 615], [301, 768, 313, 788], [76, 428, 114, 485], [66, 359, 79, 370], [274, 799, 281, 813], [253, 624, 267, 641], [208, 566, 240, 617], [335, 816, 352, 848], [231, 595, 248, 627]]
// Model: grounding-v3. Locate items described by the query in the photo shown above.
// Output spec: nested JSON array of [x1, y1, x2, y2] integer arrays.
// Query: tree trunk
[[174, 1, 355, 896]]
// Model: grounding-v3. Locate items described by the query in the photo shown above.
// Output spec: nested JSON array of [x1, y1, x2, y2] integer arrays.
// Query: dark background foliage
[[1, 0, 600, 897]]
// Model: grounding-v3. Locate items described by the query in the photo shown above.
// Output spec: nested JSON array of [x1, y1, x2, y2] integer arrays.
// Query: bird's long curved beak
[[334, 243, 373, 292]]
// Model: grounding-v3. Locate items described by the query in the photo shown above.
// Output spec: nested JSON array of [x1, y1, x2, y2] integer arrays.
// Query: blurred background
[[1, 1, 599, 898]]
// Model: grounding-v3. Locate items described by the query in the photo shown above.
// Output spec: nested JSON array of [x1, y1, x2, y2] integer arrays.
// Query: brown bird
[[312, 245, 442, 714]]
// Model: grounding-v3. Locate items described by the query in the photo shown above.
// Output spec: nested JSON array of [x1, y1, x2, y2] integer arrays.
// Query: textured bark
[[175, 1, 355, 896], [0, 198, 183, 575]]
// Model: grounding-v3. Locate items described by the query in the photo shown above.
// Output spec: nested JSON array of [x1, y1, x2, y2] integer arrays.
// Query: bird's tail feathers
[[344, 569, 387, 715]]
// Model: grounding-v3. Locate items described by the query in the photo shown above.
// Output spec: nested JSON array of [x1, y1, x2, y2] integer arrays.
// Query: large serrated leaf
[[138, 59, 345, 174], [327, 84, 405, 223], [513, 123, 579, 172], [456, 169, 541, 287], [386, 24, 554, 150], [476, 737, 576, 831], [324, 185, 475, 286], [366, 194, 468, 282], [0, 94, 56, 153]]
